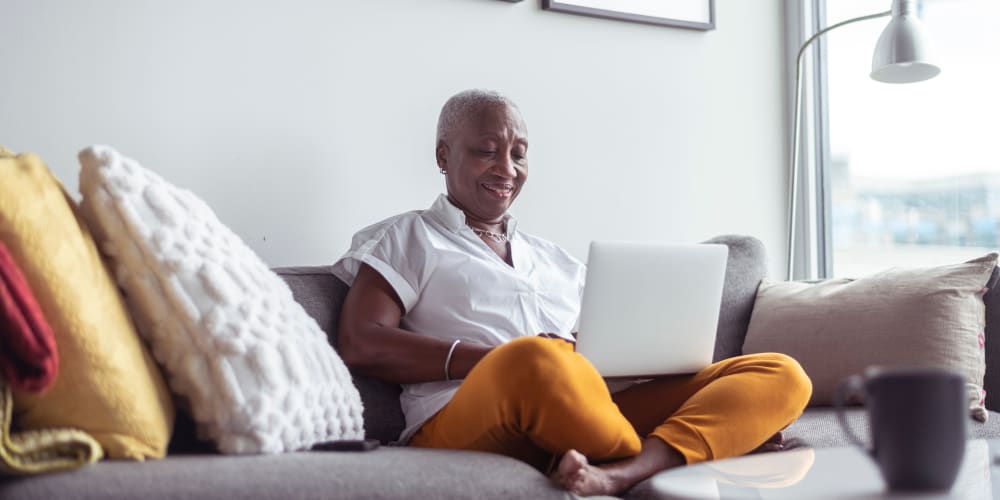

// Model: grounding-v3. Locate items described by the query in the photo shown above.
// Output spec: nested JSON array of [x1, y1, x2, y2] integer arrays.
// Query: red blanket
[[0, 241, 57, 393]]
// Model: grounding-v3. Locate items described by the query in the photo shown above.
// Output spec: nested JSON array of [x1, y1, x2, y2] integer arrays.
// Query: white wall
[[0, 0, 789, 275]]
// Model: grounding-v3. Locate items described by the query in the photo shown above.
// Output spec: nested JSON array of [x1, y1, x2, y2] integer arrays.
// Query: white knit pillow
[[77, 145, 364, 454]]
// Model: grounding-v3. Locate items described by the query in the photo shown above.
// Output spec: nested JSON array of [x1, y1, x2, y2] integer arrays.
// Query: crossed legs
[[409, 336, 812, 495], [552, 351, 812, 494]]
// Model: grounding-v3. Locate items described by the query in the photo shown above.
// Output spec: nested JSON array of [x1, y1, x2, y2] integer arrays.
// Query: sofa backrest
[[172, 240, 1000, 451], [703, 235, 768, 362], [272, 235, 768, 444], [276, 266, 406, 444]]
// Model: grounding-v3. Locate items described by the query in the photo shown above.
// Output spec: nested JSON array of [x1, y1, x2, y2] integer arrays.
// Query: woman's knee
[[742, 352, 813, 411], [770, 353, 812, 408], [480, 336, 602, 398], [485, 336, 569, 378]]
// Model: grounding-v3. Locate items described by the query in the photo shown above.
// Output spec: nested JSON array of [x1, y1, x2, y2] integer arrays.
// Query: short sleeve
[[332, 215, 428, 313], [569, 265, 585, 333]]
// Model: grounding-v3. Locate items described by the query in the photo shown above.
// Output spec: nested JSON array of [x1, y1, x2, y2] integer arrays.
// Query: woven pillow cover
[[744, 253, 997, 421], [0, 238, 101, 474], [78, 145, 364, 454]]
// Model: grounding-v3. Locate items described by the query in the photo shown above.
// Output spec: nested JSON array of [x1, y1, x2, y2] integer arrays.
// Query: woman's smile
[[482, 182, 514, 199]]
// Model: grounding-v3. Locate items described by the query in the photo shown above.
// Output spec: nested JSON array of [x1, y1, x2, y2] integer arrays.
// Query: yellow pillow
[[0, 147, 174, 460]]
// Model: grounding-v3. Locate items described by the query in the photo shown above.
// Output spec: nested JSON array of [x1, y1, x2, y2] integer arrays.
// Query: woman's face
[[436, 103, 528, 223]]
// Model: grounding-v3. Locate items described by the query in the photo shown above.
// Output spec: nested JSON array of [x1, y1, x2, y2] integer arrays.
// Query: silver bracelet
[[444, 339, 461, 381]]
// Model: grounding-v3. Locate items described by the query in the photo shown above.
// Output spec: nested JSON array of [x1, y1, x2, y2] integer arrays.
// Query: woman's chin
[[482, 201, 514, 219]]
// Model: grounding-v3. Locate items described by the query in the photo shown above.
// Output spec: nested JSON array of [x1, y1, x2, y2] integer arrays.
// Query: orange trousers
[[410, 336, 812, 470]]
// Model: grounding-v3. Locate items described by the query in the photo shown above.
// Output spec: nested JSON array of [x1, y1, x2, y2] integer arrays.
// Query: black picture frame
[[542, 0, 715, 31]]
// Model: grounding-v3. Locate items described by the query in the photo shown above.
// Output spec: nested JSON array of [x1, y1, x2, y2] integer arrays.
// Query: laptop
[[574, 241, 729, 378]]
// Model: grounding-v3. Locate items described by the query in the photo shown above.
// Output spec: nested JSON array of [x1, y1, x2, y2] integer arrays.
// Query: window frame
[[788, 0, 847, 280], [813, 0, 834, 279]]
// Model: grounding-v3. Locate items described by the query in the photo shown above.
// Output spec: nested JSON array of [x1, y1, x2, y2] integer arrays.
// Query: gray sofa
[[3, 234, 1000, 499]]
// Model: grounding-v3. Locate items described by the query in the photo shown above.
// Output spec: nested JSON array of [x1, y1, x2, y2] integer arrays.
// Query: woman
[[332, 89, 812, 496]]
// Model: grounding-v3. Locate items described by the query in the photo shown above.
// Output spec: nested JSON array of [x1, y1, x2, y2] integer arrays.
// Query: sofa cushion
[[274, 267, 405, 445], [77, 145, 364, 454], [0, 147, 174, 460], [0, 448, 575, 500], [625, 408, 1000, 499], [703, 235, 767, 362], [780, 407, 1000, 449], [744, 254, 997, 420]]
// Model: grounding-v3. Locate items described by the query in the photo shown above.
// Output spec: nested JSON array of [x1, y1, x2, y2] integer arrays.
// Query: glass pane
[[826, 0, 1000, 277]]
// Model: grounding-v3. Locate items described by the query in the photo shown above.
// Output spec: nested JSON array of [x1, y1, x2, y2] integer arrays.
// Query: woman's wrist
[[444, 339, 461, 381], [447, 342, 492, 380]]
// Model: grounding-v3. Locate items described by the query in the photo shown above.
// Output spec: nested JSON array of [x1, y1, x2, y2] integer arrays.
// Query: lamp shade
[[870, 0, 941, 83]]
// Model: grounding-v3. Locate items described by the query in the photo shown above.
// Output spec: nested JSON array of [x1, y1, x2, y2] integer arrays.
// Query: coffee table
[[651, 439, 996, 499]]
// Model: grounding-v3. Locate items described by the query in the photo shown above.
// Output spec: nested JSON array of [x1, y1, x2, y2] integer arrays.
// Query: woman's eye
[[479, 150, 497, 156]]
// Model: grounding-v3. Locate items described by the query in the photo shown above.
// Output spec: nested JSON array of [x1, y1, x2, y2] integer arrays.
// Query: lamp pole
[[786, 10, 891, 281]]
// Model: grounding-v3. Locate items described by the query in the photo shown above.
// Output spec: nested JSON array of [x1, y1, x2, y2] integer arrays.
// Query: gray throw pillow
[[744, 253, 998, 421]]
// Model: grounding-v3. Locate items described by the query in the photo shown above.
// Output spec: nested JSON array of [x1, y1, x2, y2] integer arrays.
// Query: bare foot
[[751, 431, 785, 454], [550, 438, 685, 495], [550, 449, 619, 496]]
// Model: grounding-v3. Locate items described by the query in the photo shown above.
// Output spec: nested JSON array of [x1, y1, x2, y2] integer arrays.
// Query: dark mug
[[833, 366, 967, 492]]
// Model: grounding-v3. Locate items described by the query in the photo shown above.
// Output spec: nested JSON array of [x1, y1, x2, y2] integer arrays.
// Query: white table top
[[650, 439, 997, 499]]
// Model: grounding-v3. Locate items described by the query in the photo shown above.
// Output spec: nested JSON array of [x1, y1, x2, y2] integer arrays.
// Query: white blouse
[[332, 194, 585, 443]]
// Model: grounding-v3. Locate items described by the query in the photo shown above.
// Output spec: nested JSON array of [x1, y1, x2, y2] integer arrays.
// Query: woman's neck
[[465, 216, 505, 232], [447, 195, 506, 230]]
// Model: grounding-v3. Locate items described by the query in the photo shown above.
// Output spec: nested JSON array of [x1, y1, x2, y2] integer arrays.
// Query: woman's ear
[[435, 141, 449, 172]]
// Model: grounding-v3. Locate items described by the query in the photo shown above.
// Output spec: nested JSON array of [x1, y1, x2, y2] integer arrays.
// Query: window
[[821, 0, 999, 277]]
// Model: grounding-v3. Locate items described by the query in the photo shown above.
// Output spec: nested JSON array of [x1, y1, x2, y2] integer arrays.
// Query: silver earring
[[439, 168, 447, 174]]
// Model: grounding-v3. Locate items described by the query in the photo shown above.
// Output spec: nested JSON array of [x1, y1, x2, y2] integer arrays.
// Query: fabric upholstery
[[702, 235, 768, 362], [0, 147, 174, 460], [0, 241, 57, 393], [77, 145, 363, 454], [744, 254, 997, 420], [274, 267, 405, 445], [781, 407, 1000, 449], [0, 448, 574, 500]]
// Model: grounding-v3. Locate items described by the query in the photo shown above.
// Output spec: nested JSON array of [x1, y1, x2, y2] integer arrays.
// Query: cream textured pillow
[[77, 145, 365, 454], [744, 254, 997, 421]]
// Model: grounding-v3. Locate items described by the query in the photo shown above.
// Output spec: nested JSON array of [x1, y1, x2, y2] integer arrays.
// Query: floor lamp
[[786, 0, 941, 280]]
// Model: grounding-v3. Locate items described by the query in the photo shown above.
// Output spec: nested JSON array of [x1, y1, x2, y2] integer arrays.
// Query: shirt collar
[[428, 194, 518, 238]]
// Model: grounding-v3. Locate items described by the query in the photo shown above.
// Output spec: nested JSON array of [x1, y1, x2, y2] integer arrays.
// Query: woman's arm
[[337, 264, 493, 384]]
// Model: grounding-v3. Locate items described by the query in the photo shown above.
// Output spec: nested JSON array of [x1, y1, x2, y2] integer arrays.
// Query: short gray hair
[[436, 89, 520, 143]]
